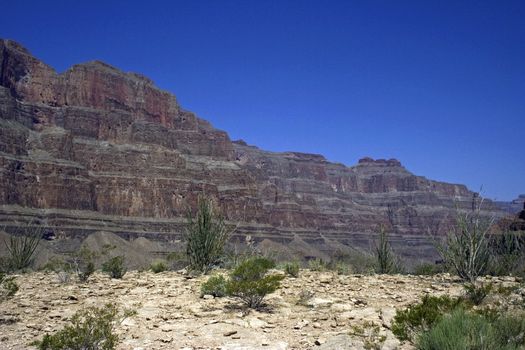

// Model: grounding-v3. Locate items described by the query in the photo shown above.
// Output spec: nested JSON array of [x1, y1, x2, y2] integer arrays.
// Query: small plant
[[71, 247, 97, 283], [350, 321, 387, 350], [201, 275, 227, 297], [225, 257, 284, 309], [0, 272, 18, 302], [185, 196, 231, 274], [391, 294, 464, 342], [284, 261, 300, 277], [333, 261, 352, 275], [44, 256, 73, 284], [166, 251, 188, 270], [417, 308, 525, 350], [3, 224, 42, 271], [296, 289, 315, 306], [412, 262, 446, 276], [102, 256, 126, 279], [331, 249, 376, 274], [374, 226, 398, 274], [35, 303, 135, 350], [150, 260, 168, 273], [308, 258, 327, 271], [487, 232, 525, 277], [463, 282, 492, 306]]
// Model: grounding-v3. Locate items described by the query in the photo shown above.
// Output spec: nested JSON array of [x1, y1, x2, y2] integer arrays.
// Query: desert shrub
[[150, 260, 168, 273], [35, 303, 135, 350], [336, 261, 352, 275], [350, 321, 387, 350], [0, 272, 18, 302], [102, 256, 126, 279], [434, 196, 493, 283], [72, 247, 97, 283], [225, 257, 284, 309], [487, 232, 525, 277], [412, 262, 446, 276], [296, 289, 315, 306], [491, 313, 525, 347], [283, 261, 300, 277], [201, 275, 227, 297], [331, 249, 376, 274], [185, 196, 231, 274], [417, 308, 525, 350], [308, 258, 327, 271], [44, 256, 73, 283], [166, 251, 188, 270], [391, 294, 464, 342], [374, 226, 399, 274], [463, 282, 492, 306], [3, 225, 42, 271]]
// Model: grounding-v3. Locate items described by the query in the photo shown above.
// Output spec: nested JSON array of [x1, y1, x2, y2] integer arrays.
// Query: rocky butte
[[0, 39, 504, 265]]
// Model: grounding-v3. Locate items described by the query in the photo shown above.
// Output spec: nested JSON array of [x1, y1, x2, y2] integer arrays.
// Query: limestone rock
[[317, 334, 365, 350]]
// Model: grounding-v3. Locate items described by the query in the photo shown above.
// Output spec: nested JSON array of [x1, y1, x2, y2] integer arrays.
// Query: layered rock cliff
[[0, 39, 504, 262]]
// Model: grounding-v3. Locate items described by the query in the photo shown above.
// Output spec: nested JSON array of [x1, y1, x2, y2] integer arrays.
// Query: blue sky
[[2, 1, 524, 200]]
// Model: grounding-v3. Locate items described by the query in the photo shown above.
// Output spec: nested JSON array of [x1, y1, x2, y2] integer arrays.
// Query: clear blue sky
[[2, 1, 524, 200]]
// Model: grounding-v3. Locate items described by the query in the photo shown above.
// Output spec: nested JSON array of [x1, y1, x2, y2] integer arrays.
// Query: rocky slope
[[0, 39, 504, 262], [0, 270, 521, 350]]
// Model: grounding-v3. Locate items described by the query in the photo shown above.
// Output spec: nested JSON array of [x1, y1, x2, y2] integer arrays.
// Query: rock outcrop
[[0, 39, 504, 262]]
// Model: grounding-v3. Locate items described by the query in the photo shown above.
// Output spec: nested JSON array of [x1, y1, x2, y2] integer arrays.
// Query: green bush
[[417, 308, 525, 350], [72, 247, 97, 283], [150, 260, 168, 273], [102, 256, 126, 279], [35, 303, 135, 350], [0, 272, 18, 302], [185, 196, 230, 274], [391, 294, 464, 342], [487, 232, 525, 277], [284, 261, 300, 277], [463, 282, 492, 306], [201, 275, 227, 297], [225, 257, 284, 309]]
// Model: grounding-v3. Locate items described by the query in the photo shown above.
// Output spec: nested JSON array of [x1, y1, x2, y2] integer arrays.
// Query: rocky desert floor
[[0, 270, 520, 350]]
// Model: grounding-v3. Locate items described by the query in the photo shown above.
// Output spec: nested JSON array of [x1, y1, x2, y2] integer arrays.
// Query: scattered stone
[[315, 337, 327, 345], [318, 334, 365, 350]]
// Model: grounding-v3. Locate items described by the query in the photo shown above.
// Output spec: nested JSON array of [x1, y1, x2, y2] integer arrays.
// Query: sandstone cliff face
[[0, 39, 503, 261]]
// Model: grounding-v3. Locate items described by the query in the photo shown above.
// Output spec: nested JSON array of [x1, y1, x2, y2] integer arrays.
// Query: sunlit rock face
[[0, 39, 504, 262]]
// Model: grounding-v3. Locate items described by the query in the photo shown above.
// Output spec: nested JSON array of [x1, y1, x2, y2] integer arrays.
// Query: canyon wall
[[0, 39, 504, 262]]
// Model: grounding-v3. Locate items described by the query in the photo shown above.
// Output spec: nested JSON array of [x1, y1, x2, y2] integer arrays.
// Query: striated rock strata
[[0, 39, 504, 262]]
